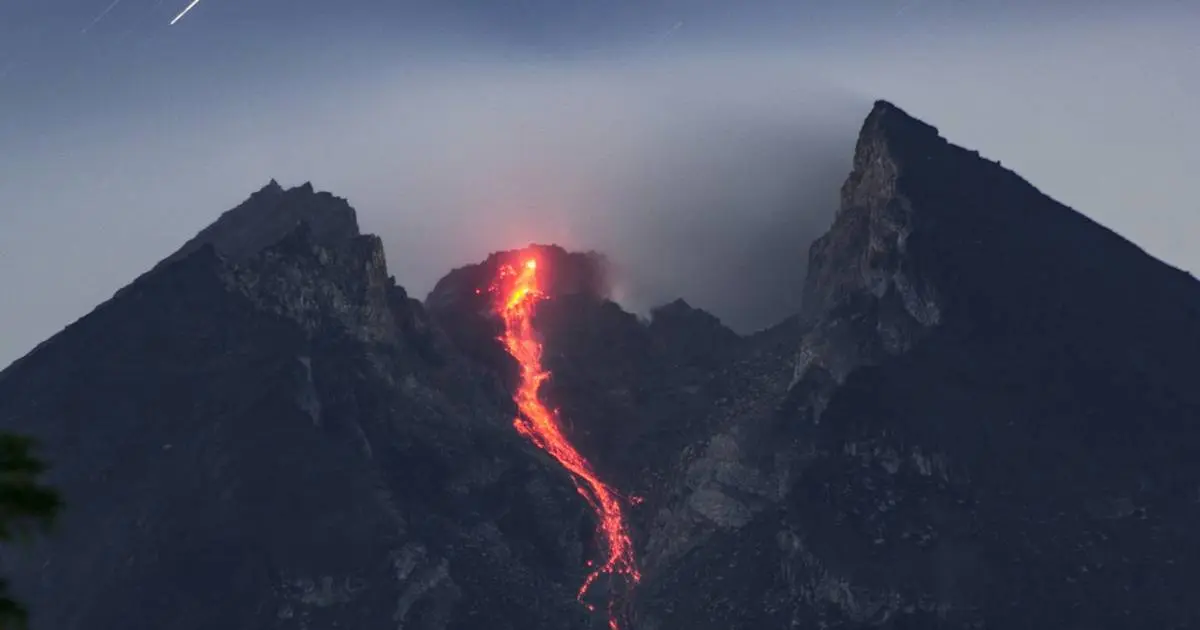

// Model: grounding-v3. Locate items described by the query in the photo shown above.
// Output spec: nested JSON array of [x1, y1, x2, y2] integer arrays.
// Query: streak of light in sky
[[169, 0, 203, 25], [82, 0, 124, 33]]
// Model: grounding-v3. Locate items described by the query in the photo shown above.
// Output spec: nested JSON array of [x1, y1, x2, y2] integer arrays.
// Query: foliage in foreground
[[0, 434, 62, 630]]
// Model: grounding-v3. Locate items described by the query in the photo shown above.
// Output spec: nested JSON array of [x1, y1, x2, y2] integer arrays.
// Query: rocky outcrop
[[0, 185, 597, 630], [626, 101, 1200, 629], [161, 180, 360, 267]]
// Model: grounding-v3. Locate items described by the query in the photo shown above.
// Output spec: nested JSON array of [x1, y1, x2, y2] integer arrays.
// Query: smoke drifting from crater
[[349, 55, 863, 333], [167, 50, 865, 334], [6, 3, 1195, 366]]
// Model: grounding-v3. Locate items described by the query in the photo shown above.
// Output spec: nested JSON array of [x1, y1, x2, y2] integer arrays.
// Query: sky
[[0, 0, 1197, 368]]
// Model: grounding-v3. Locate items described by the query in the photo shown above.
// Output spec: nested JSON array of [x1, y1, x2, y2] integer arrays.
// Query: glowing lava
[[491, 254, 640, 630]]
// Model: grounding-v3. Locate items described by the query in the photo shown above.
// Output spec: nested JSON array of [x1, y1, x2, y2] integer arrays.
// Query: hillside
[[1, 100, 1197, 630]]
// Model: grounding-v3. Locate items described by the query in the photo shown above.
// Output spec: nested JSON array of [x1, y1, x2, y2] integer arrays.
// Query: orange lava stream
[[491, 256, 640, 630]]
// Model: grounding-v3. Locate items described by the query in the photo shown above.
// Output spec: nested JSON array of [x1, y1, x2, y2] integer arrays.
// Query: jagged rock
[[631, 101, 1200, 629], [163, 180, 360, 267], [0, 189, 595, 630], [2, 100, 1200, 630]]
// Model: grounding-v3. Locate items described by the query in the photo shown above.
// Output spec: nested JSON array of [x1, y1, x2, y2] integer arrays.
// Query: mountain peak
[[259, 178, 284, 195], [157, 180, 359, 271], [861, 100, 941, 149], [797, 96, 1200, 392], [4, 99, 1200, 630], [426, 244, 611, 315]]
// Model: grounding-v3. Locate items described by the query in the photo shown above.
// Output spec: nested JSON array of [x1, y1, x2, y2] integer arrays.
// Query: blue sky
[[1, 0, 1197, 366]]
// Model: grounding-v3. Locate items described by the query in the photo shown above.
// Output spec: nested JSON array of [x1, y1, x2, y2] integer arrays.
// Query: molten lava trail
[[491, 256, 640, 630]]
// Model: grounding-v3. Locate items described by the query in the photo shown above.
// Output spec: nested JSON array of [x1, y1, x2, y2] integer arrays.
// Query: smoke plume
[[342, 54, 865, 333]]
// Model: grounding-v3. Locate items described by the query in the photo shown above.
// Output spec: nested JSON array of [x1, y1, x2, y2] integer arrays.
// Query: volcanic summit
[[2, 100, 1199, 630]]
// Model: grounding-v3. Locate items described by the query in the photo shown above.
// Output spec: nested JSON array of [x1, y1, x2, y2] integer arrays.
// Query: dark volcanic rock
[[426, 244, 612, 317], [625, 101, 1200, 630], [424, 244, 613, 391], [3, 102, 1200, 630], [425, 249, 742, 498], [161, 180, 360, 267], [0, 185, 597, 630]]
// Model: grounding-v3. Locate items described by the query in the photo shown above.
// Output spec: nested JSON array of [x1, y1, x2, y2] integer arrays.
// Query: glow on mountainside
[[489, 253, 640, 630]]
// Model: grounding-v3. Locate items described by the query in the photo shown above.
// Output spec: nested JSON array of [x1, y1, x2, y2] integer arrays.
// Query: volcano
[[2, 100, 1200, 630]]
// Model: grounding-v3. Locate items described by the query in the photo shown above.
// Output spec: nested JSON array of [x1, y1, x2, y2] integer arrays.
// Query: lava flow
[[490, 254, 640, 630]]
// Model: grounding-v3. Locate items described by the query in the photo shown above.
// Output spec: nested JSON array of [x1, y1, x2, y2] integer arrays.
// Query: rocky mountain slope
[[1, 100, 1198, 630]]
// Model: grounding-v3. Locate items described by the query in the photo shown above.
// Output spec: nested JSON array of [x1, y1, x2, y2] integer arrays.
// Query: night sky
[[1, 0, 1197, 366]]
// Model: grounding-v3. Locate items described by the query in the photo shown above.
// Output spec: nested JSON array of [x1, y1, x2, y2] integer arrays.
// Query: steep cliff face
[[0, 189, 598, 630], [622, 101, 1200, 629], [2, 100, 1199, 630]]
